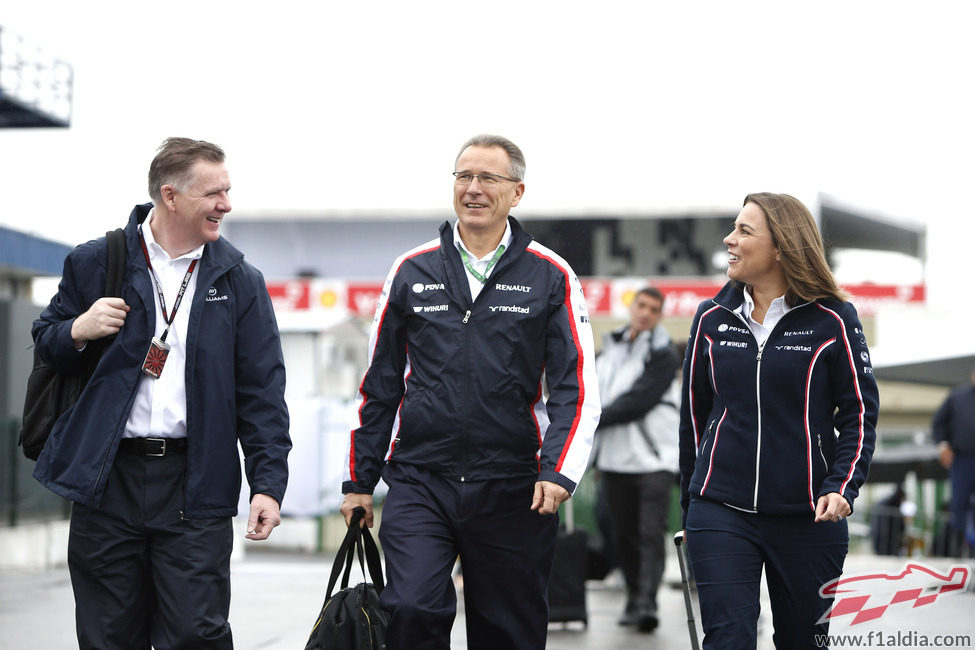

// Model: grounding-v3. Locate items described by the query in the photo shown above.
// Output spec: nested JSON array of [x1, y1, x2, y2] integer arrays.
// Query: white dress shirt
[[739, 286, 791, 347], [124, 211, 204, 439]]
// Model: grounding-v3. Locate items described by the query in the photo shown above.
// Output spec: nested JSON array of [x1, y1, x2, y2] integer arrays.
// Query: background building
[[2, 7, 970, 563]]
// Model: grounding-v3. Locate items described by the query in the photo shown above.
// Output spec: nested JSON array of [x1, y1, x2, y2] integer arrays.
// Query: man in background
[[932, 364, 975, 556], [592, 286, 680, 632]]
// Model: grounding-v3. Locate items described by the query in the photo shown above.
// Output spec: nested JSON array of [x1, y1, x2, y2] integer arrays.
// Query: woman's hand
[[814, 492, 851, 523]]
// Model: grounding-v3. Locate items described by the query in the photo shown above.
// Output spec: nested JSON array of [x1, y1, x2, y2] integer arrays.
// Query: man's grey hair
[[455, 134, 526, 181], [148, 137, 225, 204]]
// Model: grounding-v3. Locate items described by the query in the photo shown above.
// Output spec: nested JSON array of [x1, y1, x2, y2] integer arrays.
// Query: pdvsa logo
[[718, 323, 749, 334], [412, 283, 445, 293]]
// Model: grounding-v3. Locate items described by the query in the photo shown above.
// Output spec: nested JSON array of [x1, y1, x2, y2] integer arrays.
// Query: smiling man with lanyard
[[32, 137, 291, 649], [341, 133, 600, 650]]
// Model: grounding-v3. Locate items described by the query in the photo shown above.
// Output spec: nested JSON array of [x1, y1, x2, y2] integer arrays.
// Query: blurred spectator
[[592, 286, 680, 632], [932, 364, 975, 557]]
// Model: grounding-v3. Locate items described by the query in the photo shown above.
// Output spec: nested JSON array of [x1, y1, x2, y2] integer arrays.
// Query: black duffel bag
[[305, 507, 388, 649]]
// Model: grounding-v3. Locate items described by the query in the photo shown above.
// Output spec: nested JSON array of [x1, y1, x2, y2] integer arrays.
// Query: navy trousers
[[949, 456, 975, 542], [68, 450, 234, 650], [378, 462, 559, 650], [685, 497, 848, 650]]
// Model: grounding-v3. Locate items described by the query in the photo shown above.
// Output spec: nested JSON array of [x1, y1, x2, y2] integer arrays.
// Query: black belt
[[118, 437, 187, 457]]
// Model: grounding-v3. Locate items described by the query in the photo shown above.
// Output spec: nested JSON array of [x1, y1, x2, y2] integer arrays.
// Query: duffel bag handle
[[325, 506, 385, 599]]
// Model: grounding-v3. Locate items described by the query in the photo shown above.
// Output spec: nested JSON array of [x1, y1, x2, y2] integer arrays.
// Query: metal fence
[[0, 417, 69, 526]]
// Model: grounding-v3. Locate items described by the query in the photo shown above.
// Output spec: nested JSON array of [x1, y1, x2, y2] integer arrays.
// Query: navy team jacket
[[343, 217, 600, 496], [33, 203, 291, 517], [679, 282, 879, 522]]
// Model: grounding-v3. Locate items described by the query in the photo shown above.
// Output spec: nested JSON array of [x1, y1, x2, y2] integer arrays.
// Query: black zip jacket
[[342, 218, 600, 495], [679, 282, 879, 522]]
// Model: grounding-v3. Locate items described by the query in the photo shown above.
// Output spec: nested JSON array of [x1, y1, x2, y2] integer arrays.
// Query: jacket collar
[[712, 280, 747, 311], [438, 215, 533, 255], [711, 279, 817, 316], [437, 216, 533, 305]]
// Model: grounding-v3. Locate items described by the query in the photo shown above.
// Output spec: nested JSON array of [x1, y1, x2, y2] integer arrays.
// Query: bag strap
[[105, 228, 126, 297], [325, 507, 385, 599], [360, 519, 384, 592]]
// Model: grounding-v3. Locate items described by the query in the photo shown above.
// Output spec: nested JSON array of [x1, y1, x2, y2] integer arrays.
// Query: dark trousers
[[68, 451, 234, 650], [602, 470, 672, 618], [949, 456, 975, 540], [378, 463, 559, 650], [685, 497, 848, 650]]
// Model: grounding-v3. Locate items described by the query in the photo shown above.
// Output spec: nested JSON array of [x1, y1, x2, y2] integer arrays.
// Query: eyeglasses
[[453, 171, 521, 186]]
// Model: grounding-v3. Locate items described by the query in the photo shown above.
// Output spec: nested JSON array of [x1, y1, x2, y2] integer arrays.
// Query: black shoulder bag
[[18, 228, 126, 461]]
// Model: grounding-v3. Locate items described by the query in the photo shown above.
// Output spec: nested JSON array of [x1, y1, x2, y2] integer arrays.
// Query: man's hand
[[938, 441, 954, 470], [340, 493, 375, 528], [531, 480, 570, 516], [71, 297, 130, 348], [245, 493, 282, 540], [814, 492, 851, 523]]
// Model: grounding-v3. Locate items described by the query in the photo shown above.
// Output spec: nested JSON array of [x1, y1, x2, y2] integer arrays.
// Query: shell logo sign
[[318, 289, 338, 308]]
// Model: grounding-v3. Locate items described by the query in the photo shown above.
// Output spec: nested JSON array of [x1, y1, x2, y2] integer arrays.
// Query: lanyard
[[138, 227, 198, 342], [459, 245, 505, 284]]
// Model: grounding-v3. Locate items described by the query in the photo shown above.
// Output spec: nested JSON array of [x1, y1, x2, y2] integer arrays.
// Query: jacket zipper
[[91, 367, 143, 501], [753, 343, 764, 510], [460, 308, 472, 481], [711, 299, 817, 511], [717, 305, 764, 510]]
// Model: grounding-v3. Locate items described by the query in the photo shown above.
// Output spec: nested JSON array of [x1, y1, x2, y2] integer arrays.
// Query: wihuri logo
[[817, 562, 970, 626]]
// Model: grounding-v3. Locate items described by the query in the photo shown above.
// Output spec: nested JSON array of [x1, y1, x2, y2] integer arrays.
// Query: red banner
[[266, 278, 924, 320]]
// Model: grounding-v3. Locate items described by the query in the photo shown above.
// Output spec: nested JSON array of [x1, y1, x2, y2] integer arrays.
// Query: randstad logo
[[489, 305, 530, 314], [817, 562, 970, 626], [412, 283, 445, 293], [206, 286, 228, 302]]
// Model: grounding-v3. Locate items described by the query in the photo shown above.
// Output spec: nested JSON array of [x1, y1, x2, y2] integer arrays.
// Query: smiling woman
[[723, 200, 785, 310], [679, 192, 879, 648]]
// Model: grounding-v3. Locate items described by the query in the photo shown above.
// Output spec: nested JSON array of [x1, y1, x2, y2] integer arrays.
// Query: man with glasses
[[341, 134, 601, 649]]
